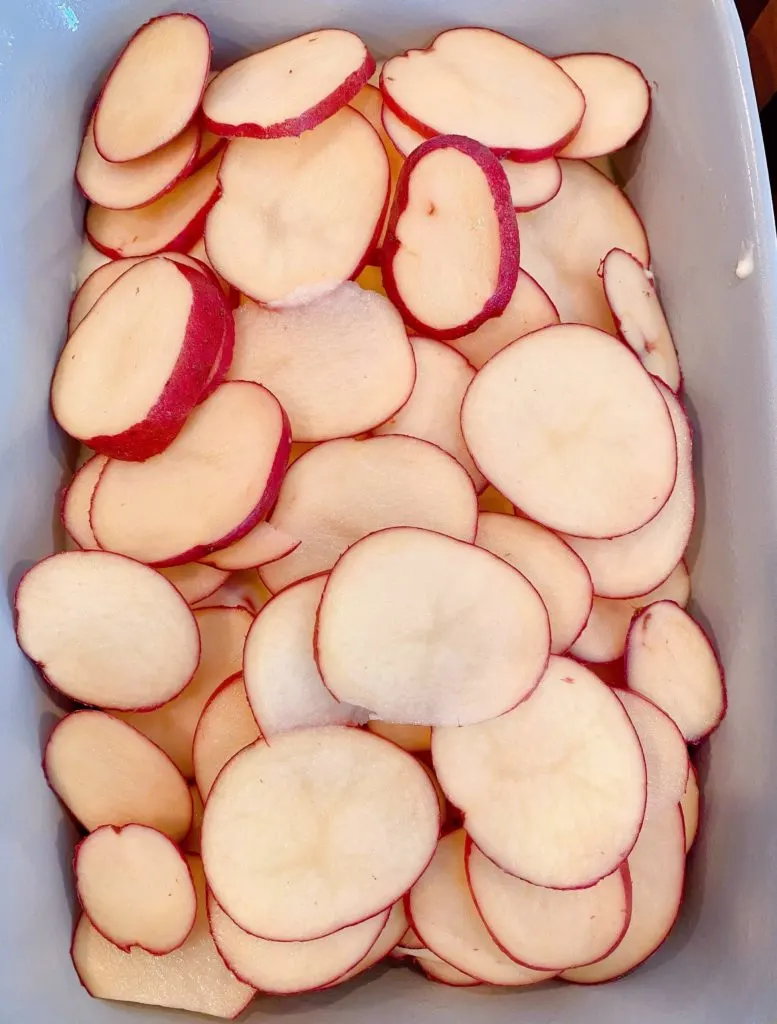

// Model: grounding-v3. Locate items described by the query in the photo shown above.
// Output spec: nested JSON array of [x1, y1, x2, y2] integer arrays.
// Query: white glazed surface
[[1, 2, 775, 1022]]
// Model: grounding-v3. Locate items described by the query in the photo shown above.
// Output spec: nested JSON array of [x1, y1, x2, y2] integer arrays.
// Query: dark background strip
[[738, 2, 774, 192]]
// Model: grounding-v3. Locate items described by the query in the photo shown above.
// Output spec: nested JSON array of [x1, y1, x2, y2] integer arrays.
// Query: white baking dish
[[1, 0, 775, 1020]]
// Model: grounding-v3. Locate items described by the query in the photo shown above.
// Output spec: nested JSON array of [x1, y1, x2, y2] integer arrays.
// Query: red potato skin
[[203, 48, 376, 140], [381, 135, 520, 342], [562, 807, 686, 986], [15, 553, 202, 711], [624, 600, 728, 743], [462, 833, 634, 972], [92, 14, 212, 164], [206, 893, 389, 994], [90, 386, 293, 568], [73, 824, 197, 955], [76, 123, 203, 211], [72, 263, 230, 461], [600, 248, 684, 395], [554, 52, 652, 158], [379, 29, 586, 162], [348, 148, 394, 282], [197, 300, 235, 404]]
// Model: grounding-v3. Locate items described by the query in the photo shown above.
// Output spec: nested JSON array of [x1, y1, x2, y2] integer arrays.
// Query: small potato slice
[[570, 562, 690, 664], [72, 857, 255, 1018], [602, 248, 681, 392], [382, 135, 519, 340], [327, 900, 407, 987], [44, 711, 192, 840], [517, 159, 649, 332], [560, 383, 694, 598], [626, 600, 726, 742], [373, 337, 484, 489], [556, 53, 651, 160], [52, 258, 227, 461], [92, 14, 210, 163], [15, 550, 199, 710], [87, 156, 221, 259], [75, 824, 196, 954], [76, 118, 200, 210], [381, 28, 585, 158], [205, 107, 388, 306], [91, 382, 291, 567], [615, 689, 690, 818], [202, 727, 440, 941]]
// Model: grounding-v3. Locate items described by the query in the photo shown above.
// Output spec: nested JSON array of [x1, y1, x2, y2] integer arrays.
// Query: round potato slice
[[15, 551, 200, 710], [316, 526, 550, 726], [461, 323, 678, 538], [202, 727, 440, 941], [75, 824, 196, 954], [432, 656, 647, 888]]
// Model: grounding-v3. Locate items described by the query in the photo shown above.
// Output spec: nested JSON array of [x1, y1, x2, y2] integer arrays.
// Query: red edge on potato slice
[[92, 14, 212, 164], [89, 382, 292, 568], [379, 29, 585, 161], [625, 600, 727, 744], [73, 824, 197, 955], [86, 156, 223, 260], [203, 35, 376, 140], [382, 134, 520, 341], [76, 119, 203, 212], [555, 52, 651, 160], [54, 261, 231, 462], [601, 247, 682, 394]]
